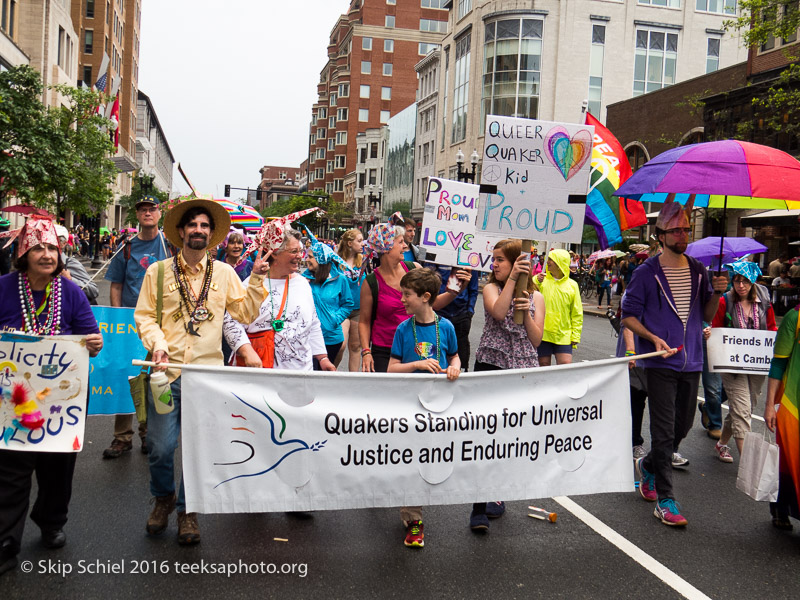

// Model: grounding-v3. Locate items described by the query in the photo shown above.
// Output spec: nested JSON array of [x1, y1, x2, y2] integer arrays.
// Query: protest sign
[[707, 328, 777, 374], [0, 333, 89, 452], [181, 358, 633, 514], [420, 177, 500, 270], [88, 306, 147, 415], [478, 115, 593, 244]]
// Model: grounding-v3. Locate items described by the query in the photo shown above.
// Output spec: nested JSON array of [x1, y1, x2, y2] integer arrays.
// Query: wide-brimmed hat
[[163, 197, 231, 249]]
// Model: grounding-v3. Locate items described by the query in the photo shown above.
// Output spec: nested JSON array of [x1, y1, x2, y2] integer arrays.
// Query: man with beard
[[622, 196, 727, 528], [134, 198, 268, 545]]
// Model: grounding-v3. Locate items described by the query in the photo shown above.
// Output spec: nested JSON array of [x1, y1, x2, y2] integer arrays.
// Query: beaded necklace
[[734, 297, 759, 330], [19, 273, 61, 335], [411, 314, 441, 364], [173, 253, 214, 336]]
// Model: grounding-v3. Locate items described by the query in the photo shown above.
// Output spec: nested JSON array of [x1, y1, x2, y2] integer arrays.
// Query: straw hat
[[162, 197, 231, 249]]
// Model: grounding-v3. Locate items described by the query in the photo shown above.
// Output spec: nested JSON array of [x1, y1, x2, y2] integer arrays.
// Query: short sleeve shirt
[[105, 234, 171, 308], [390, 316, 458, 373]]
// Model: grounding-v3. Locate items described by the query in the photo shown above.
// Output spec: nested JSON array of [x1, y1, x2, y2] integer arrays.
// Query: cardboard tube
[[513, 239, 532, 324]]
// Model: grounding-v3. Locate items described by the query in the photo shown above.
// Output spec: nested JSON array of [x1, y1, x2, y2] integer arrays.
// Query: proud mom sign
[[478, 116, 593, 244]]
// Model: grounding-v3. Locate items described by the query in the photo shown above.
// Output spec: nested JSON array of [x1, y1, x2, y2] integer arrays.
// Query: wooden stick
[[513, 239, 532, 324]]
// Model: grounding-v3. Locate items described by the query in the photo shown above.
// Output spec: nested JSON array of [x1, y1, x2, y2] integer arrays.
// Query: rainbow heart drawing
[[544, 127, 593, 181]]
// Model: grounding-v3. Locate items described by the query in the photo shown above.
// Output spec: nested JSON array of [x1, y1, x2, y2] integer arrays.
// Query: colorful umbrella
[[685, 236, 767, 268], [587, 249, 617, 263], [1, 204, 55, 219], [214, 199, 264, 230]]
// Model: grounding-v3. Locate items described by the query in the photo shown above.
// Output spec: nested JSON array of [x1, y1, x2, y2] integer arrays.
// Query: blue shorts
[[537, 341, 573, 357]]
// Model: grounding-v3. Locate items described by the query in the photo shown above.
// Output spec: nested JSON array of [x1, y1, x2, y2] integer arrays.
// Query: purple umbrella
[[685, 236, 767, 267]]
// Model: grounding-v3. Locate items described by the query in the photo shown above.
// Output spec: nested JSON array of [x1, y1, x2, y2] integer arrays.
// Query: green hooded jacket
[[538, 249, 584, 346]]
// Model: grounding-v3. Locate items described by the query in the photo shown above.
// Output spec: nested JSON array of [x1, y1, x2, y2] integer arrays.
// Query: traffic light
[[224, 184, 231, 197]]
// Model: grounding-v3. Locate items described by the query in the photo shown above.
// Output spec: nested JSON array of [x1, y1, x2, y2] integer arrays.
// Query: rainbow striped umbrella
[[213, 199, 264, 230]]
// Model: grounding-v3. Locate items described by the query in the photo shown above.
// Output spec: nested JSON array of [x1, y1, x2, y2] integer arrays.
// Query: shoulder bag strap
[[157, 259, 165, 328]]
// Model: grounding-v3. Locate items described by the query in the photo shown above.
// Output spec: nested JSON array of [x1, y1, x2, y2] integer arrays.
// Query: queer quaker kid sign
[[181, 359, 633, 513], [478, 115, 593, 244], [0, 333, 90, 452]]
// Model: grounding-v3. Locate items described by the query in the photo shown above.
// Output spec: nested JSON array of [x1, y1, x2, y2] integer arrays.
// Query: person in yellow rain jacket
[[535, 248, 583, 366]]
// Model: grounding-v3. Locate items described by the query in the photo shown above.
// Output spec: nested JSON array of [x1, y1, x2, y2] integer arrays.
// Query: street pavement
[[3, 260, 797, 599]]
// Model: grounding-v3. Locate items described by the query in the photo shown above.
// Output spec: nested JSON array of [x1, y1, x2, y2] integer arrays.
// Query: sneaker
[[469, 511, 490, 531], [698, 401, 710, 430], [177, 512, 201, 545], [707, 429, 722, 440], [671, 452, 690, 468], [485, 501, 506, 519], [140, 437, 149, 455], [654, 498, 688, 527], [404, 520, 424, 548], [632, 445, 647, 459], [635, 457, 657, 502], [146, 493, 176, 535], [102, 439, 132, 459], [715, 442, 734, 463]]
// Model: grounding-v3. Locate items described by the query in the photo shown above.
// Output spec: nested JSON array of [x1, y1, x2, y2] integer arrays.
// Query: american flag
[[94, 53, 110, 93]]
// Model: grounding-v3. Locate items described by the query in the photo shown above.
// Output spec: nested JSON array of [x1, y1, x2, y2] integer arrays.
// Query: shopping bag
[[736, 430, 779, 502], [128, 372, 148, 424]]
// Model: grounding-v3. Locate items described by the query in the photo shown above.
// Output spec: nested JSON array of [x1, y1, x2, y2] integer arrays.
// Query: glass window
[[329, 116, 336, 128], [327, 160, 334, 174], [84, 29, 93, 53], [696, 0, 736, 15], [359, 108, 369, 122], [706, 37, 720, 73], [335, 179, 344, 192], [338, 83, 349, 97], [371, 143, 379, 158], [385, 39, 394, 52], [387, 0, 396, 4], [633, 29, 679, 96], [639, 0, 680, 7], [421, 19, 447, 33], [458, 0, 472, 20], [360, 84, 370, 98], [452, 33, 471, 143], [329, 92, 337, 107], [361, 61, 371, 74], [362, 37, 372, 51], [386, 15, 395, 28], [587, 25, 605, 116], [383, 63, 393, 76], [328, 139, 335, 151], [382, 86, 392, 100], [422, 0, 446, 7], [86, 0, 95, 18], [380, 110, 390, 123], [419, 42, 440, 55], [336, 131, 347, 145], [318, 107, 327, 119], [337, 108, 348, 121], [335, 155, 346, 169]]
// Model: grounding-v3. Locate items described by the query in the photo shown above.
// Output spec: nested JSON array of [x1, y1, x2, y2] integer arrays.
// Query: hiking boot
[[102, 439, 132, 459], [177, 512, 201, 545], [146, 493, 176, 535], [654, 498, 688, 527], [715, 442, 734, 463], [671, 452, 689, 468], [485, 501, 506, 518], [635, 457, 657, 502], [707, 429, 721, 440], [698, 401, 710, 429], [404, 520, 424, 548]]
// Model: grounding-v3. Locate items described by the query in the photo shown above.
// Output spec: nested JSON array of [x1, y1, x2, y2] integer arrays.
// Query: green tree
[[118, 173, 170, 226], [385, 200, 410, 218], [726, 1, 800, 50]]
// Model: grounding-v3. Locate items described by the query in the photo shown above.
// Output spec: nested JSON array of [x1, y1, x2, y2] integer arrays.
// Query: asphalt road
[[3, 264, 797, 599]]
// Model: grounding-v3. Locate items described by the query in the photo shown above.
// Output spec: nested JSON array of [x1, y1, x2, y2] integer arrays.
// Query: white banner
[[181, 358, 633, 514], [0, 333, 89, 452], [707, 328, 777, 374], [478, 115, 593, 244]]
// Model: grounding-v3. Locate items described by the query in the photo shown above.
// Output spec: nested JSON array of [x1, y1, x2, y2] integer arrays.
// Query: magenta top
[[371, 262, 410, 348]]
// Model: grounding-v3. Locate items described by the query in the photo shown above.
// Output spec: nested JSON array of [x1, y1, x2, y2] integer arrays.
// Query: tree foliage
[[118, 174, 170, 226], [0, 65, 117, 216], [726, 1, 800, 51], [260, 190, 353, 232]]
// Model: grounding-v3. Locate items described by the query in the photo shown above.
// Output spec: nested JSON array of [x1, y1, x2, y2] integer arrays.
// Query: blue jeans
[[146, 377, 186, 512], [701, 340, 723, 431], [597, 283, 611, 306]]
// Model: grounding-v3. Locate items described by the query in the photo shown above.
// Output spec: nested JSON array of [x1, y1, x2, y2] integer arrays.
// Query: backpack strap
[[156, 260, 165, 328], [368, 261, 417, 329]]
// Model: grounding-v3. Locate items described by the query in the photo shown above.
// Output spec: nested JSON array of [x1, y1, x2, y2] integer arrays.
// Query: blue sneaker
[[469, 511, 490, 531], [486, 501, 506, 518], [654, 498, 688, 527], [635, 457, 657, 501]]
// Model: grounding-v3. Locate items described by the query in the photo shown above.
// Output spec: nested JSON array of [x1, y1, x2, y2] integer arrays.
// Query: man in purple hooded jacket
[[622, 199, 728, 527]]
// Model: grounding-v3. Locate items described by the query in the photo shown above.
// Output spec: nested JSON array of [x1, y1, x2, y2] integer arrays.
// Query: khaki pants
[[400, 506, 423, 525], [113, 413, 147, 444], [720, 373, 765, 440]]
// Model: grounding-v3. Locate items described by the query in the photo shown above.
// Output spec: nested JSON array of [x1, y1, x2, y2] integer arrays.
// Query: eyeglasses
[[137, 207, 160, 214], [281, 248, 304, 255], [665, 227, 691, 236]]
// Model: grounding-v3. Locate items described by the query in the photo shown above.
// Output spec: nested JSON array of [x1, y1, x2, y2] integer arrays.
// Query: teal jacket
[[302, 268, 354, 345]]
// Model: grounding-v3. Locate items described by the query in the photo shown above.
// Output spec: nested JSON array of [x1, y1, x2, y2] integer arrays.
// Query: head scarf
[[0, 215, 58, 256], [724, 258, 762, 284], [655, 193, 694, 231], [240, 207, 320, 265], [357, 214, 405, 278], [296, 223, 355, 275], [219, 226, 251, 249]]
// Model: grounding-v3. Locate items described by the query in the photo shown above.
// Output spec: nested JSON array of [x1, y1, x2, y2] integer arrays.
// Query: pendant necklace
[[268, 272, 290, 332], [19, 273, 61, 335], [173, 254, 214, 336], [411, 314, 440, 364]]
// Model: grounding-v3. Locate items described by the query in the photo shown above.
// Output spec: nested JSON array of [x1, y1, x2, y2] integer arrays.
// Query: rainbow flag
[[584, 113, 646, 249], [774, 311, 800, 512]]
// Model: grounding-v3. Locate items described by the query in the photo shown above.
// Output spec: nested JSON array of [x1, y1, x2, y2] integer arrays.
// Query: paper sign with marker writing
[[707, 328, 777, 374], [478, 115, 593, 244], [0, 333, 89, 452], [420, 177, 500, 271]]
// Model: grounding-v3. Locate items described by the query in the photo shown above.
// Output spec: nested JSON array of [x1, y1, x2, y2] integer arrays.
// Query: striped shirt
[[662, 265, 692, 324]]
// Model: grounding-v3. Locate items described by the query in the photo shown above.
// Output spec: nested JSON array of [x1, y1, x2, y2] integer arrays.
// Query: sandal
[[772, 516, 793, 530]]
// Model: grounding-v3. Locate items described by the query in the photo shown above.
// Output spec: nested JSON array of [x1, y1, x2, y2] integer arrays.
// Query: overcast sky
[[139, 1, 348, 199]]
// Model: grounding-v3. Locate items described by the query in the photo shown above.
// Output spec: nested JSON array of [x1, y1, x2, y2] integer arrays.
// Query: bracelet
[[509, 277, 518, 282], [361, 349, 372, 357], [625, 350, 636, 356]]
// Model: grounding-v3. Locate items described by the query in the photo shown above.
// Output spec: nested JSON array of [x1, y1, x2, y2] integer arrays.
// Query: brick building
[[306, 0, 447, 209], [254, 165, 304, 211]]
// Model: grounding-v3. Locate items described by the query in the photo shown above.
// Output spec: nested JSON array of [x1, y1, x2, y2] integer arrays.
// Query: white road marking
[[553, 496, 712, 600]]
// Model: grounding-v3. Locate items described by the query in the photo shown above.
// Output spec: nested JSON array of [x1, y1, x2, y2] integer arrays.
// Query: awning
[[740, 209, 800, 228]]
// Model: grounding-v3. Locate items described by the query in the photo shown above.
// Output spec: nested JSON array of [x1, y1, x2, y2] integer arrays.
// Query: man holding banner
[[622, 198, 727, 527]]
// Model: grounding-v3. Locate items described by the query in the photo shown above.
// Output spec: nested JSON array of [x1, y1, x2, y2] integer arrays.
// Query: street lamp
[[456, 148, 479, 183]]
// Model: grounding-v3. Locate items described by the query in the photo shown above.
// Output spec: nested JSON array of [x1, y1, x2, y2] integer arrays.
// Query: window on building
[[386, 15, 395, 28], [383, 63, 393, 76], [317, 128, 326, 138], [420, 19, 447, 33], [359, 108, 369, 122], [318, 107, 327, 119], [335, 155, 346, 169], [329, 116, 336, 128], [380, 110, 390, 123], [481, 18, 542, 132], [359, 147, 367, 163], [334, 179, 344, 192], [84, 28, 94, 54], [381, 86, 392, 100], [587, 24, 605, 116], [338, 83, 349, 97], [316, 149, 325, 160], [83, 65, 92, 85], [639, 0, 680, 7], [86, 0, 95, 18], [337, 108, 348, 121], [422, 0, 446, 7], [457, 0, 472, 20], [369, 169, 377, 185], [385, 39, 394, 52], [363, 37, 372, 50], [695, 0, 737, 14], [336, 131, 347, 145], [387, 0, 396, 4], [310, 133, 317, 145], [633, 29, 678, 96], [328, 138, 335, 151], [422, 143, 430, 165], [330, 92, 338, 107], [361, 60, 371, 74], [315, 168, 324, 180], [442, 49, 449, 150], [419, 42, 440, 55], [360, 84, 370, 98], [57, 27, 66, 69], [706, 37, 720, 73], [327, 160, 334, 174], [326, 183, 334, 195], [626, 145, 647, 172], [451, 34, 471, 143], [370, 143, 379, 159]]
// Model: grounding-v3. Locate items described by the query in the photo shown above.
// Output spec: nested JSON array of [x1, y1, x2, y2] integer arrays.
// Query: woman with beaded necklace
[[0, 216, 103, 576]]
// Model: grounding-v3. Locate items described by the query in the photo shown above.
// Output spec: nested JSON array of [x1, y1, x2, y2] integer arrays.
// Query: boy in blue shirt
[[389, 268, 460, 548]]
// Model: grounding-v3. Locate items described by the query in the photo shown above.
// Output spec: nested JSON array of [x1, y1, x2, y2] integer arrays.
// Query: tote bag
[[736, 430, 779, 502]]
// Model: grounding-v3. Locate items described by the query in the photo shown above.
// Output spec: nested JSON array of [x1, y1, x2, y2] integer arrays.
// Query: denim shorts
[[537, 341, 573, 357]]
